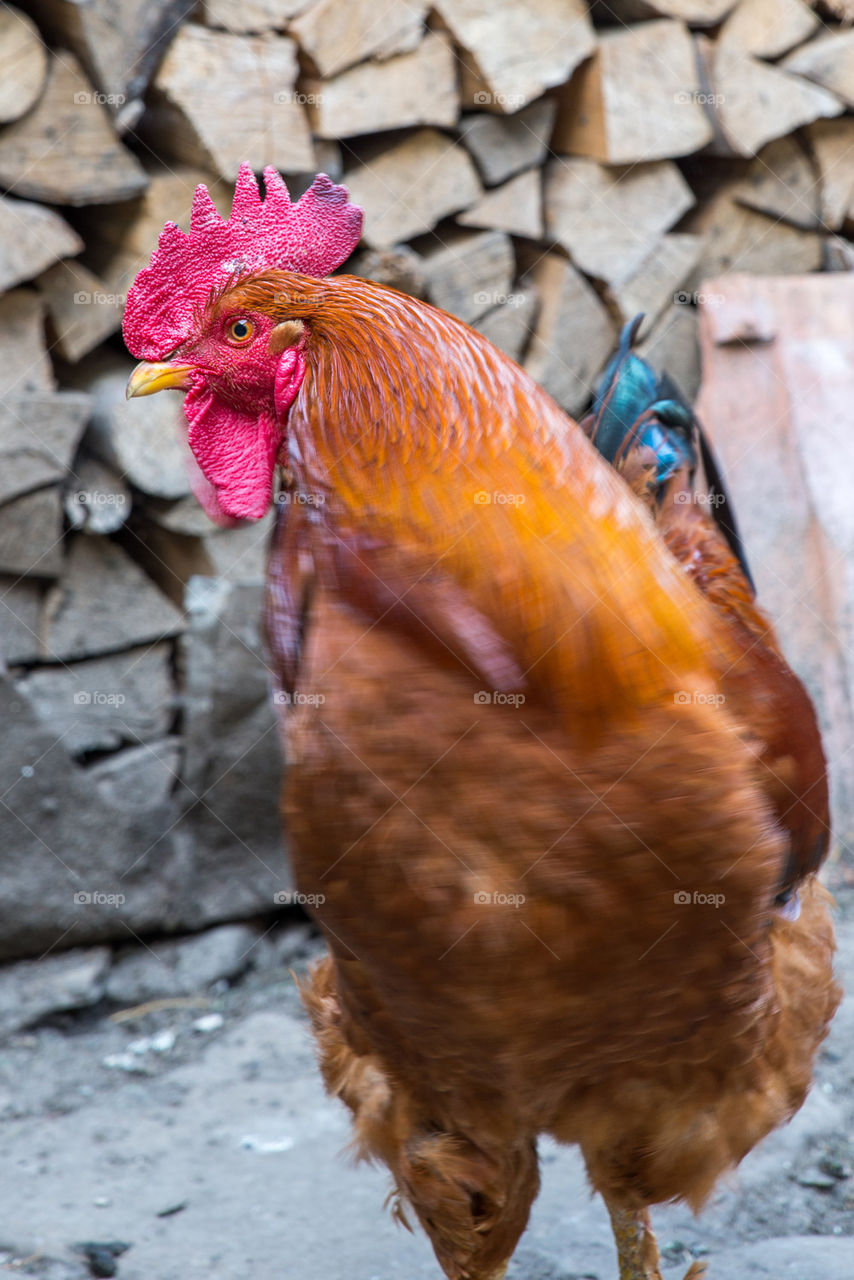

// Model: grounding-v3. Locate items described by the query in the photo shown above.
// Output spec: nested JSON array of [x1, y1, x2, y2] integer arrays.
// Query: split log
[[544, 157, 695, 286], [474, 291, 538, 364], [718, 0, 819, 59], [733, 136, 821, 230], [23, 0, 196, 130], [148, 23, 315, 180], [684, 181, 823, 285], [37, 260, 124, 363], [638, 305, 701, 402], [458, 169, 542, 240], [523, 253, 616, 416], [704, 41, 843, 158], [0, 6, 47, 124], [608, 234, 702, 335], [305, 32, 458, 139], [290, 0, 427, 76], [0, 290, 55, 395], [0, 489, 64, 579], [553, 20, 713, 164], [0, 195, 82, 292], [805, 119, 854, 230], [0, 392, 90, 506], [421, 230, 515, 324], [0, 51, 148, 205], [0, 577, 45, 665], [65, 455, 131, 534], [344, 130, 482, 248], [434, 0, 594, 113], [605, 0, 737, 20], [784, 30, 854, 111], [203, 0, 314, 34], [458, 99, 557, 187], [42, 537, 184, 661]]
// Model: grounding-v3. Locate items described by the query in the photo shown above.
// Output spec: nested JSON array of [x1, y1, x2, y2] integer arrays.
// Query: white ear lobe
[[269, 319, 305, 354]]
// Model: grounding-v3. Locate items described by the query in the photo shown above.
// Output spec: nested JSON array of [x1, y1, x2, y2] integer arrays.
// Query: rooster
[[124, 168, 840, 1280]]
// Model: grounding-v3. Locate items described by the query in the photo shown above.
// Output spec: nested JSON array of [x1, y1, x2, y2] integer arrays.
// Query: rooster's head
[[123, 165, 363, 524]]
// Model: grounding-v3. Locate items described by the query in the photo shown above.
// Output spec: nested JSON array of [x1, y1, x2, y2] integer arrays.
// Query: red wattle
[[184, 381, 282, 522]]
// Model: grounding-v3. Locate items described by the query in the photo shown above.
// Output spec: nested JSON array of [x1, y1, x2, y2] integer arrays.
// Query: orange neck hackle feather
[[229, 271, 731, 724]]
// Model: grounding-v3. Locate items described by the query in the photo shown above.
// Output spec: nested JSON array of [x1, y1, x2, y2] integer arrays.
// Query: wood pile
[[2, 0, 854, 956]]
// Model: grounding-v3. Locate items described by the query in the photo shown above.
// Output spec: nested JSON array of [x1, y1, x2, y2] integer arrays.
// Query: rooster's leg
[[604, 1200, 707, 1280]]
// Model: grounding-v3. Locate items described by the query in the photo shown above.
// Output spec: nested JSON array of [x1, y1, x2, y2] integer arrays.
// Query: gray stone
[[16, 644, 175, 756], [0, 487, 64, 578], [42, 536, 183, 662], [0, 392, 90, 506], [105, 923, 262, 1004], [0, 946, 110, 1038], [458, 98, 557, 186], [422, 229, 515, 324]]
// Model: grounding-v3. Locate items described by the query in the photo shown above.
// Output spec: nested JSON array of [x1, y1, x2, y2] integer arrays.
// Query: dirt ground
[[1, 890, 852, 1280]]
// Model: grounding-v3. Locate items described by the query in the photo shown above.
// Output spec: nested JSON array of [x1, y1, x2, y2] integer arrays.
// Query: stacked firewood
[[2, 0, 854, 958]]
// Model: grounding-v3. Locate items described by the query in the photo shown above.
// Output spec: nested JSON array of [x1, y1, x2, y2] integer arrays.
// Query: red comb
[[123, 165, 363, 360]]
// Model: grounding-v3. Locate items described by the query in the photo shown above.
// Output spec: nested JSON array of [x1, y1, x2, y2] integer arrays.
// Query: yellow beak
[[126, 361, 196, 399]]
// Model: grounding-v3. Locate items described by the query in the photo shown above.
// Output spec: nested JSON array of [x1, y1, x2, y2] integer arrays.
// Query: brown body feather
[[255, 272, 840, 1279]]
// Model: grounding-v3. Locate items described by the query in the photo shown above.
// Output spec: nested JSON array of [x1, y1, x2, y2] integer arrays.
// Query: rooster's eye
[[226, 317, 255, 345]]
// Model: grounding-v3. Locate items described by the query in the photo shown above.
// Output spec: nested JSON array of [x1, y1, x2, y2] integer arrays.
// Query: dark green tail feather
[[587, 315, 755, 594]]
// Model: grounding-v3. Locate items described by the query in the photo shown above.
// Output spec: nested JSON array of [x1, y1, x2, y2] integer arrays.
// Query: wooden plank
[[695, 273, 854, 848]]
